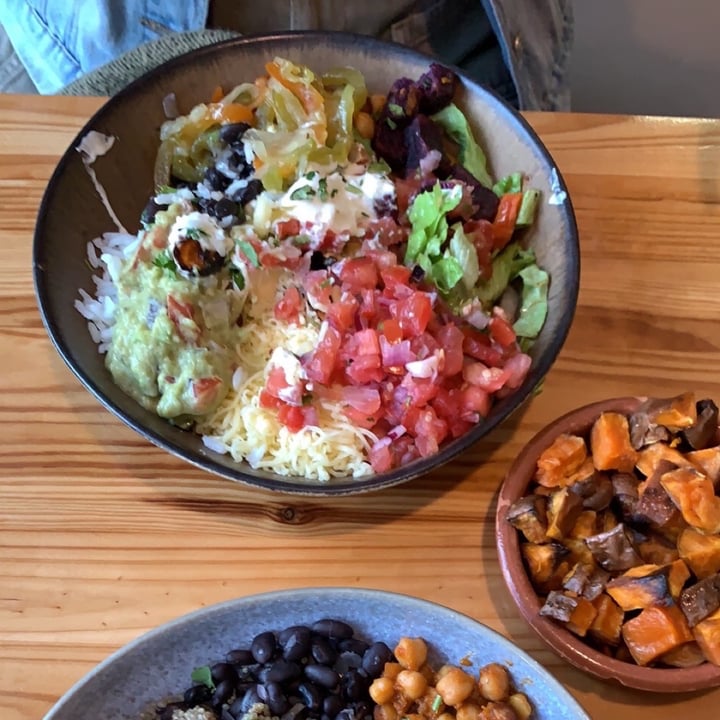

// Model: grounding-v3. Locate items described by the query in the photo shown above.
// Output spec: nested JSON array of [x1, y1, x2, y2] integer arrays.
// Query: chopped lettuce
[[513, 264, 549, 338], [448, 223, 480, 291], [428, 253, 465, 293], [405, 183, 462, 266], [474, 242, 535, 306], [517, 189, 541, 228], [431, 103, 493, 189]]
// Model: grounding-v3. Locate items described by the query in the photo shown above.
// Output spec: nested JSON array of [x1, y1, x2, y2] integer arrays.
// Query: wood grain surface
[[2, 95, 720, 719]]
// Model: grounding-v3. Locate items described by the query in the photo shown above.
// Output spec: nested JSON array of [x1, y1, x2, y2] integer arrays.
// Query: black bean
[[238, 686, 263, 713], [296, 680, 323, 711], [219, 122, 251, 145], [339, 638, 370, 656], [158, 702, 186, 720], [184, 683, 212, 706], [212, 678, 235, 706], [140, 198, 165, 226], [361, 642, 393, 678], [251, 630, 277, 663], [311, 634, 338, 666], [335, 651, 363, 675], [279, 625, 312, 661], [205, 167, 230, 191], [341, 669, 370, 701], [210, 197, 238, 221], [267, 659, 303, 684], [410, 264, 425, 283], [322, 694, 344, 719], [233, 178, 263, 205], [228, 696, 246, 719], [259, 682, 290, 715], [226, 648, 254, 665], [304, 663, 340, 689], [352, 700, 372, 720], [312, 619, 354, 640], [335, 709, 356, 720], [211, 662, 238, 685], [282, 702, 310, 720]]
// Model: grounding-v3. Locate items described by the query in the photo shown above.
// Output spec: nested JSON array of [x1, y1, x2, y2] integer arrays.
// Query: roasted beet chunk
[[404, 114, 445, 176], [416, 63, 459, 114], [447, 165, 499, 221], [385, 77, 421, 127], [372, 119, 407, 173]]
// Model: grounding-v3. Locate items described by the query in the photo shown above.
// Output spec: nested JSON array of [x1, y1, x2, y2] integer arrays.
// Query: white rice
[[75, 231, 138, 354]]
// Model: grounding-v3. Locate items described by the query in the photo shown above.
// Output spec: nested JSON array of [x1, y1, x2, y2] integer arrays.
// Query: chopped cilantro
[[387, 102, 403, 117], [152, 250, 176, 274], [368, 159, 391, 174], [155, 184, 176, 194], [290, 185, 315, 201], [386, 118, 397, 130], [292, 235, 312, 246], [190, 665, 215, 690], [237, 239, 260, 268], [330, 188, 339, 198], [346, 184, 363, 195], [317, 177, 328, 201], [185, 226, 207, 241], [305, 170, 318, 180]]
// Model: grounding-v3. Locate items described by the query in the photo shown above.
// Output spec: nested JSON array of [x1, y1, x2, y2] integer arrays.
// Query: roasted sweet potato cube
[[521, 541, 571, 591], [546, 487, 584, 540], [597, 508, 620, 534], [632, 461, 688, 539], [659, 641, 707, 668], [636, 532, 680, 565], [589, 593, 624, 646], [622, 603, 693, 666], [683, 398, 719, 451], [569, 510, 598, 540], [678, 528, 720, 579], [635, 443, 693, 479], [590, 412, 638, 472], [563, 537, 596, 567], [687, 446, 720, 486], [585, 523, 643, 573], [610, 472, 640, 521], [606, 564, 671, 611], [680, 573, 720, 628], [660, 466, 720, 534], [646, 391, 698, 431], [506, 494, 548, 544], [693, 607, 720, 665], [570, 472, 613, 512], [540, 591, 598, 637], [562, 562, 609, 601], [536, 434, 588, 488]]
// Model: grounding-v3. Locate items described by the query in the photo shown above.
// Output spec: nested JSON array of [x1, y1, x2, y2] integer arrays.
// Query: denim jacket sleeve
[[0, 0, 209, 93], [0, 0, 572, 109]]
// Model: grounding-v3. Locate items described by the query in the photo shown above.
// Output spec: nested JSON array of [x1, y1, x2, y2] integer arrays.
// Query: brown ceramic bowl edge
[[495, 396, 720, 693]]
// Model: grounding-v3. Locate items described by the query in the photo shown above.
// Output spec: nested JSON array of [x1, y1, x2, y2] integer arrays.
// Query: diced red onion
[[162, 92, 179, 119]]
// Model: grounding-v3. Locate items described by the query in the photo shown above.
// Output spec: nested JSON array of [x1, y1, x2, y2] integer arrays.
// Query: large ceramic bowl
[[496, 396, 720, 693], [33, 32, 579, 495], [43, 587, 589, 720]]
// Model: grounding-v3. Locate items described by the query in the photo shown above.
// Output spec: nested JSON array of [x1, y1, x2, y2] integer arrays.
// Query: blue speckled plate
[[43, 588, 589, 720]]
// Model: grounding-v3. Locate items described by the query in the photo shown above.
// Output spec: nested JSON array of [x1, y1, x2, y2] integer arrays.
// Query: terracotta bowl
[[495, 396, 720, 693], [33, 31, 579, 495]]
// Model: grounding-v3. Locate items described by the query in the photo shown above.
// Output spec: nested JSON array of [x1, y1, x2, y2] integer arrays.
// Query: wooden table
[[2, 95, 720, 719]]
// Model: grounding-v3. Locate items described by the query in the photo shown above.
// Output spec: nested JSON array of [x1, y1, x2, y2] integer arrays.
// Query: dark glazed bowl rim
[[33, 31, 579, 496], [495, 395, 720, 692]]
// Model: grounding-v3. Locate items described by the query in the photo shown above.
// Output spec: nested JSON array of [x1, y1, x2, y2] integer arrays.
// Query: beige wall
[[569, 0, 720, 117]]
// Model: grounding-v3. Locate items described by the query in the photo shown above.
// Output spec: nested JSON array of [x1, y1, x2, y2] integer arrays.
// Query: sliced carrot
[[209, 102, 254, 125], [210, 84, 224, 103]]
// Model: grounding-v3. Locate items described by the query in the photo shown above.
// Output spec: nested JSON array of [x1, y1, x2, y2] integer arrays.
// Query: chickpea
[[435, 666, 475, 707], [395, 637, 428, 670], [456, 702, 482, 720], [478, 663, 511, 702], [507, 693, 532, 720], [370, 677, 395, 705], [354, 111, 375, 139], [435, 664, 455, 680], [383, 661, 403, 680], [482, 703, 518, 720], [437, 713, 455, 720], [395, 669, 428, 700], [369, 93, 387, 114], [374, 704, 398, 720]]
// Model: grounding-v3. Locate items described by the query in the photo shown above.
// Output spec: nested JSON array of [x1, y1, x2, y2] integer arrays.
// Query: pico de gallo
[[99, 57, 549, 476]]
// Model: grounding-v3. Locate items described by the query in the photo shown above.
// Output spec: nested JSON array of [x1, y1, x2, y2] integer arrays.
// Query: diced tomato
[[391, 292, 433, 338], [492, 192, 523, 250], [379, 318, 403, 344], [338, 257, 379, 293], [405, 406, 448, 457], [463, 218, 495, 277], [275, 218, 301, 240], [489, 313, 517, 349], [369, 437, 393, 472], [502, 352, 532, 389], [433, 323, 465, 376], [432, 387, 475, 438], [264, 365, 303, 406], [462, 327, 503, 366], [274, 285, 303, 323], [340, 386, 382, 415], [303, 270, 336, 310], [345, 353, 384, 385], [463, 362, 510, 394], [460, 383, 491, 417], [166, 295, 201, 344], [358, 287, 378, 324], [380, 265, 413, 298], [303, 324, 342, 385], [393, 176, 423, 220], [410, 331, 440, 360], [363, 245, 399, 269], [365, 216, 408, 247], [354, 328, 381, 356], [326, 295, 358, 332], [277, 404, 307, 432], [259, 388, 283, 409], [190, 377, 223, 413], [400, 373, 440, 407]]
